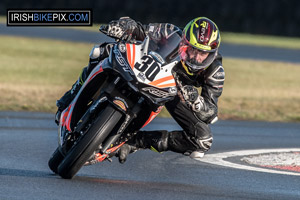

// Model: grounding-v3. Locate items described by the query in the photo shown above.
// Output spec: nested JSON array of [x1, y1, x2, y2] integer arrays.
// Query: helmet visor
[[179, 42, 210, 72]]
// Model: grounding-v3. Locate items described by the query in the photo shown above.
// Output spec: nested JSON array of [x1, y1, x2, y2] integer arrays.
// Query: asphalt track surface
[[0, 112, 300, 200], [1, 23, 300, 63], [1, 24, 300, 199]]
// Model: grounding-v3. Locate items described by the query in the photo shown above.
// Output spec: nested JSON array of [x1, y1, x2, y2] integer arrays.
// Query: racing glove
[[106, 17, 145, 42], [181, 85, 205, 112]]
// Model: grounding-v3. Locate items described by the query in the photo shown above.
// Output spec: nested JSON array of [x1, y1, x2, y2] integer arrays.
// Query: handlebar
[[99, 24, 139, 44], [99, 24, 108, 35], [99, 24, 122, 41]]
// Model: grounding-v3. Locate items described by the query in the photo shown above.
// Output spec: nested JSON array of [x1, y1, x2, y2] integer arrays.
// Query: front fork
[[89, 98, 143, 164], [100, 96, 144, 154]]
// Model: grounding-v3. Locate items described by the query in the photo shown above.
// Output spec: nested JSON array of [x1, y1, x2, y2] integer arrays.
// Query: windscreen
[[148, 31, 181, 63]]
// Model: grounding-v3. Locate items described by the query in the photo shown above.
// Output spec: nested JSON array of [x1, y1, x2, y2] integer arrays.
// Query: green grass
[[67, 25, 300, 50], [0, 35, 300, 122], [0, 35, 90, 112], [219, 58, 300, 122], [2, 15, 300, 50], [221, 32, 300, 50], [64, 24, 300, 50], [0, 16, 5, 23]]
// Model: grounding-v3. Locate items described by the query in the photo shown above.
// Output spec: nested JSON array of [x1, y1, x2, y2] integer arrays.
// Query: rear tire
[[57, 105, 122, 179], [48, 147, 64, 174]]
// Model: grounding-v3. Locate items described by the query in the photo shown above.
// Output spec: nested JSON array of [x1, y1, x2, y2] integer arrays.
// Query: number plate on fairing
[[125, 43, 177, 89]]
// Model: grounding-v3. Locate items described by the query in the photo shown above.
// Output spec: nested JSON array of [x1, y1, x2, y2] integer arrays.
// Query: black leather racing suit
[[56, 23, 225, 155]]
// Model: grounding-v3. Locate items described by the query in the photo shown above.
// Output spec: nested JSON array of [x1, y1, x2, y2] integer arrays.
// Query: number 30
[[134, 56, 160, 81]]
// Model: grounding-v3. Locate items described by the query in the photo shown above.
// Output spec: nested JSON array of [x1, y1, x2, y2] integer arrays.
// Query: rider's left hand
[[107, 17, 139, 42]]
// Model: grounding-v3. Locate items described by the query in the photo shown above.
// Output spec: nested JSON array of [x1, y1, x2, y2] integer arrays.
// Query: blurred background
[[1, 0, 300, 37], [0, 0, 299, 122]]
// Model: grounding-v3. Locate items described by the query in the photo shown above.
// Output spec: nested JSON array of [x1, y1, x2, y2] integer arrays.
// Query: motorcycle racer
[[56, 16, 225, 163]]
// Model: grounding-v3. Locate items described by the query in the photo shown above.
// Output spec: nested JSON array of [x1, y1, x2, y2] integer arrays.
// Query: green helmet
[[179, 17, 221, 75]]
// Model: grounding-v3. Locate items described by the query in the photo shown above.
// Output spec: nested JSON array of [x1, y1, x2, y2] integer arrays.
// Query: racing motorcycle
[[48, 25, 181, 179]]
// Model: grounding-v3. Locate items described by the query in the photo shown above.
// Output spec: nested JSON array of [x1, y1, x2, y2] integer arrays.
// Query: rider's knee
[[187, 121, 213, 152]]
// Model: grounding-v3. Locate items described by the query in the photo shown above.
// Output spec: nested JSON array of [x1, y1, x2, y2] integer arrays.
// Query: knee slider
[[195, 137, 213, 151]]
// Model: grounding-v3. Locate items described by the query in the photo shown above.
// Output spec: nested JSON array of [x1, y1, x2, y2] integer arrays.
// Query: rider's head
[[179, 17, 221, 75]]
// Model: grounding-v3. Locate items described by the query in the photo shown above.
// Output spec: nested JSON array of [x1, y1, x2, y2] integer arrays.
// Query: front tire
[[57, 105, 122, 179], [48, 147, 64, 174]]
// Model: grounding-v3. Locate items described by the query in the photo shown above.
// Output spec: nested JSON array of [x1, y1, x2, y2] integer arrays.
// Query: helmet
[[179, 17, 221, 75]]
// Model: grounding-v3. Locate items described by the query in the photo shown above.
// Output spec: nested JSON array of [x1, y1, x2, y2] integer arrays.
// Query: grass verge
[[0, 35, 299, 122], [1, 15, 300, 49], [221, 32, 300, 50], [0, 36, 89, 112]]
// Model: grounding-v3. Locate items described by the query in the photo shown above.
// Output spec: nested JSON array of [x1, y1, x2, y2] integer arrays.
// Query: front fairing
[[109, 43, 136, 82], [58, 35, 181, 145], [58, 62, 107, 139], [109, 39, 179, 105]]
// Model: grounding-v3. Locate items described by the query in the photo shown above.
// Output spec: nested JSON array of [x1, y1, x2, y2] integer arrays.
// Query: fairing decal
[[61, 103, 74, 132], [125, 42, 177, 91], [61, 65, 104, 132], [148, 75, 176, 88], [131, 53, 177, 90], [87, 66, 104, 83], [141, 106, 163, 128], [113, 99, 127, 111], [126, 43, 136, 69]]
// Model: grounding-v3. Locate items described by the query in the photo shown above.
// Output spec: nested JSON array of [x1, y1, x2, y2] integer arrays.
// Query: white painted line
[[196, 148, 300, 176]]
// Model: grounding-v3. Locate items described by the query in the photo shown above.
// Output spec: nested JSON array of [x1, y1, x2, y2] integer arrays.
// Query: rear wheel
[[57, 105, 122, 179]]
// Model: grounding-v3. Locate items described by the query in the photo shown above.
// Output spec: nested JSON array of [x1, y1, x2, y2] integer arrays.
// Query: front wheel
[[57, 105, 122, 179], [48, 147, 64, 174]]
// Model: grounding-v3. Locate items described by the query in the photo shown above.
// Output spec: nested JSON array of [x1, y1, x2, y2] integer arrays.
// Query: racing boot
[[117, 144, 139, 164], [117, 130, 207, 163], [117, 130, 169, 163]]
